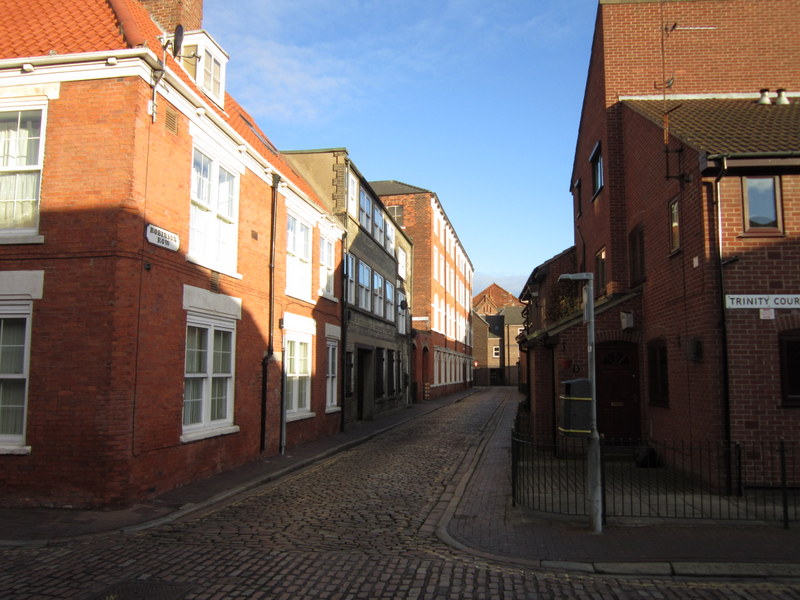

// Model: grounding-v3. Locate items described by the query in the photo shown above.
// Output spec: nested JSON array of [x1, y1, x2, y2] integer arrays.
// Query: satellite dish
[[173, 24, 184, 57]]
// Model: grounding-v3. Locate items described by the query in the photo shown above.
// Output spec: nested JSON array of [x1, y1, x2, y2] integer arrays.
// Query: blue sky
[[204, 0, 597, 297]]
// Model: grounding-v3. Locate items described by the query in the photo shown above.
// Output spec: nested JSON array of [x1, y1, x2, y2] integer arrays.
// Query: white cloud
[[205, 0, 573, 128]]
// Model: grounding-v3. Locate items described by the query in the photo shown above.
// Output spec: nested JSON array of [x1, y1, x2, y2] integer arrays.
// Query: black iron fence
[[511, 431, 800, 527]]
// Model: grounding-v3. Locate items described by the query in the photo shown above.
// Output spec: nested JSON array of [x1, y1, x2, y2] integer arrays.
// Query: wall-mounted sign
[[146, 224, 180, 252], [726, 295, 800, 309]]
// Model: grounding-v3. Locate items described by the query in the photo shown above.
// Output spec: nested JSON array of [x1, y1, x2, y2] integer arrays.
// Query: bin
[[558, 378, 592, 436]]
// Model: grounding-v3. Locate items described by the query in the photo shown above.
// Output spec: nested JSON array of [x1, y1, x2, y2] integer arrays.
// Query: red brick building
[[371, 181, 474, 400], [472, 284, 524, 386], [519, 0, 800, 446], [473, 283, 522, 317], [0, 0, 346, 507]]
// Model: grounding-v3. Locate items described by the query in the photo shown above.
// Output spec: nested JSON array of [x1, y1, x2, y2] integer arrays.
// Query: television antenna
[[656, 1, 717, 182]]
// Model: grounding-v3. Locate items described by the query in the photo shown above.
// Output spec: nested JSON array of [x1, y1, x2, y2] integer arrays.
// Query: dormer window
[[177, 31, 229, 106]]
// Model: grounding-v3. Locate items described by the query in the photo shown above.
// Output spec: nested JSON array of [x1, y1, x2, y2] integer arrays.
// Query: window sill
[[325, 406, 342, 414], [181, 424, 240, 443], [186, 255, 243, 280], [0, 235, 44, 245], [739, 230, 785, 239], [0, 445, 32, 455], [318, 293, 339, 303], [287, 411, 315, 422], [286, 291, 315, 304]]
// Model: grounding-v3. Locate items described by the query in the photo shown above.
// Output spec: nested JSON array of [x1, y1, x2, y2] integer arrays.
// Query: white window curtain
[[0, 110, 42, 232]]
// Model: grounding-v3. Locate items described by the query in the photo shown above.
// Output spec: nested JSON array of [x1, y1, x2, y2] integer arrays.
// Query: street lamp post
[[558, 272, 601, 534]]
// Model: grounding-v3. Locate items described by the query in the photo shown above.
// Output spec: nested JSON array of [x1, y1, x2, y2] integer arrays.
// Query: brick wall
[[140, 0, 203, 32], [558, 0, 800, 446], [0, 70, 346, 506]]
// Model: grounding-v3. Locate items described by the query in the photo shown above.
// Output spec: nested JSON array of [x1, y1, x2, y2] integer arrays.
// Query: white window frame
[[373, 206, 385, 245], [590, 141, 604, 197], [373, 271, 384, 318], [345, 253, 355, 304], [397, 291, 407, 335], [182, 312, 237, 441], [189, 146, 239, 275], [284, 330, 313, 419], [180, 31, 228, 107], [385, 280, 395, 324], [0, 101, 46, 243], [359, 188, 372, 231], [319, 235, 335, 298], [397, 247, 407, 280], [385, 221, 395, 253], [347, 172, 359, 217], [286, 212, 312, 300], [0, 301, 32, 451], [493, 346, 500, 358], [358, 261, 372, 311], [326, 339, 339, 411]]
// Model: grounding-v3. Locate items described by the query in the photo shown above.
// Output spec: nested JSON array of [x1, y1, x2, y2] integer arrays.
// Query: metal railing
[[511, 431, 800, 527]]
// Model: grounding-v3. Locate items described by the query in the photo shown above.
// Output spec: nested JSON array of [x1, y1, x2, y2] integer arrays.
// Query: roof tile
[[0, 0, 125, 58], [624, 98, 800, 156]]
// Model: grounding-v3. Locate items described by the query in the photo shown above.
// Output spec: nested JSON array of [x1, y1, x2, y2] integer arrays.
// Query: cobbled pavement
[[2, 388, 800, 599]]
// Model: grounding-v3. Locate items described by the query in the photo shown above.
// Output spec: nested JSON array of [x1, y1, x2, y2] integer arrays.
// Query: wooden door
[[596, 343, 640, 440]]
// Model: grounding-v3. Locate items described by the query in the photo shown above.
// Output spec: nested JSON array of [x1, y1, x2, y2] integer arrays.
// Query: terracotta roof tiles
[[0, 0, 125, 59], [0, 0, 325, 211]]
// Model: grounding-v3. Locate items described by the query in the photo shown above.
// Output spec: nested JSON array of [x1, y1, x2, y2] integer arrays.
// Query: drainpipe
[[712, 157, 732, 446], [261, 172, 281, 453], [340, 229, 349, 433]]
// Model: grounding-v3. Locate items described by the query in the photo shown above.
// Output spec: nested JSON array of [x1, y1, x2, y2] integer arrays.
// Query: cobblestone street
[[3, 388, 800, 599]]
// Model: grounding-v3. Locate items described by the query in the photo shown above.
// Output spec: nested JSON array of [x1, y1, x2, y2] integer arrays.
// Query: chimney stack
[[140, 0, 203, 32], [757, 88, 772, 105]]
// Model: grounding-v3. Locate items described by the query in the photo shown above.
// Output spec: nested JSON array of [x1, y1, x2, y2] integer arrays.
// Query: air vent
[[165, 106, 179, 134]]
